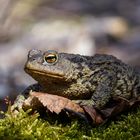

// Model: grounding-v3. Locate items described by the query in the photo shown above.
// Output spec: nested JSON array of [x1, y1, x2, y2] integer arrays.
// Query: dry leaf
[[22, 91, 140, 125], [23, 91, 84, 114], [82, 106, 104, 125], [23, 91, 105, 125]]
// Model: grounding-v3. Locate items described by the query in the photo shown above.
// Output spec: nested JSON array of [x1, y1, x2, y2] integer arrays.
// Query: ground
[[0, 106, 140, 140]]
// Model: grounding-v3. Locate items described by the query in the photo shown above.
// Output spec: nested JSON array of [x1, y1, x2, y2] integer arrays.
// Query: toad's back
[[86, 54, 140, 99]]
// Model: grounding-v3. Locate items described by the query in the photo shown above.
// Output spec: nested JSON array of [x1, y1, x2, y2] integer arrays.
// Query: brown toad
[[17, 49, 140, 110]]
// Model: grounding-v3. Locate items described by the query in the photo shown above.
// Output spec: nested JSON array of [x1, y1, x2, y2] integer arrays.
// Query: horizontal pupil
[[44, 54, 57, 64], [47, 56, 56, 60]]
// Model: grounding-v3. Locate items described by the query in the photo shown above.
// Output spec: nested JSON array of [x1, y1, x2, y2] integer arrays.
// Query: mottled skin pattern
[[21, 49, 140, 109]]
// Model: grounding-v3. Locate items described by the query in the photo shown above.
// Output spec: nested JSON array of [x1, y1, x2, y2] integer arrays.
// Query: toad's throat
[[24, 68, 65, 80]]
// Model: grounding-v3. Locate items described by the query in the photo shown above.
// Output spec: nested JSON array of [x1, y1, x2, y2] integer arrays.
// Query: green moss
[[0, 107, 140, 140]]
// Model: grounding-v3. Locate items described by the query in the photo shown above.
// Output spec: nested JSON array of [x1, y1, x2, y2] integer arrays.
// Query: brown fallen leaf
[[23, 91, 85, 114], [100, 96, 131, 118], [22, 91, 140, 125], [97, 96, 140, 120], [82, 95, 140, 124], [22, 91, 104, 124], [82, 106, 104, 125]]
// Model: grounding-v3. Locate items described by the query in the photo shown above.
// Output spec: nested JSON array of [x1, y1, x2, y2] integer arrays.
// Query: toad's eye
[[44, 53, 58, 64]]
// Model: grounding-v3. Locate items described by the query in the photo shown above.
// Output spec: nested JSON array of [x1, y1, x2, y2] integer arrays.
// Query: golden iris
[[44, 53, 58, 64]]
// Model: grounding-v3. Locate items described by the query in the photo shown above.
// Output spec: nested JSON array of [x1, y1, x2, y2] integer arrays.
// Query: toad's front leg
[[11, 83, 42, 111], [74, 70, 116, 109]]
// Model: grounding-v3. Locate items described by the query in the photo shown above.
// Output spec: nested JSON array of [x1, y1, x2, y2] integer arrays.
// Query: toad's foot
[[11, 94, 26, 112]]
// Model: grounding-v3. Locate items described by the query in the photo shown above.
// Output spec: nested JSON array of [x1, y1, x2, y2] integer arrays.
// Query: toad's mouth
[[24, 68, 65, 80]]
